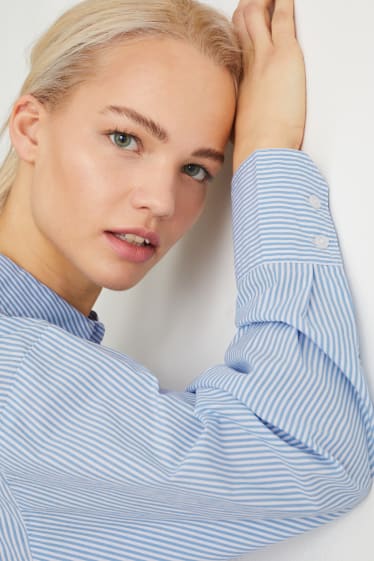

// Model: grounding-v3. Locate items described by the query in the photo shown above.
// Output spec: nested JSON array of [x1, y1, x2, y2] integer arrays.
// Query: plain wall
[[0, 1, 373, 560]]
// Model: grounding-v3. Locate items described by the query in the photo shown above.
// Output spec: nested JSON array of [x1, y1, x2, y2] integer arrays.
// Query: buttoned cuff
[[231, 149, 343, 282]]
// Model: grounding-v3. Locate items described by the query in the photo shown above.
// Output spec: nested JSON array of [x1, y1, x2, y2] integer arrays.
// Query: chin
[[91, 263, 152, 292], [103, 277, 143, 292]]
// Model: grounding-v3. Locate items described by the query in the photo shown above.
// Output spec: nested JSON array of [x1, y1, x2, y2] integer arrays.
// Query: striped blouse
[[0, 149, 373, 561]]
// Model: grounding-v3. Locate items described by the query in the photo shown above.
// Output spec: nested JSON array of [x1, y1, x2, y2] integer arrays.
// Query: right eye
[[108, 131, 140, 151]]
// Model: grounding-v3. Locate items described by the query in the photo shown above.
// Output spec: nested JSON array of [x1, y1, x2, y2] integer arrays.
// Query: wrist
[[233, 141, 302, 174]]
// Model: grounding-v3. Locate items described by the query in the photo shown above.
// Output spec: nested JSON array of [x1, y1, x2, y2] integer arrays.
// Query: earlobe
[[9, 94, 46, 164]]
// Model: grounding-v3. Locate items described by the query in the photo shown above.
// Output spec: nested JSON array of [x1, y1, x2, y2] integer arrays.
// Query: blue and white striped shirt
[[0, 149, 373, 561]]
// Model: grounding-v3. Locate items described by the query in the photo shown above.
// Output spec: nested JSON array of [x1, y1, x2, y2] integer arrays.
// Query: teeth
[[114, 233, 152, 247]]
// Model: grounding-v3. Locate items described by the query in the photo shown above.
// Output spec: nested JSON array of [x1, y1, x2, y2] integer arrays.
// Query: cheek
[[54, 142, 107, 207], [171, 184, 208, 241], [32, 134, 115, 233]]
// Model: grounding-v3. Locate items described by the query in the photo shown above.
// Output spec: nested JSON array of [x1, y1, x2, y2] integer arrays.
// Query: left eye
[[109, 132, 139, 151], [183, 164, 211, 183]]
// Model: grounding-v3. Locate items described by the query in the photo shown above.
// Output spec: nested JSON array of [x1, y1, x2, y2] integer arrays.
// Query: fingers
[[272, 0, 296, 42], [232, 6, 254, 56], [233, 0, 297, 53], [232, 1, 273, 56]]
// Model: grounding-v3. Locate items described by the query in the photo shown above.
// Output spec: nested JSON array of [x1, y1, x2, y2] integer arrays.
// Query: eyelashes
[[106, 129, 213, 184], [108, 131, 141, 152], [182, 163, 212, 183]]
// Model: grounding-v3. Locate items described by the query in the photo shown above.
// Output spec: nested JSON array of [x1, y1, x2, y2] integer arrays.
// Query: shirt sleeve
[[183, 149, 373, 537], [7, 149, 374, 560], [186, 149, 374, 502]]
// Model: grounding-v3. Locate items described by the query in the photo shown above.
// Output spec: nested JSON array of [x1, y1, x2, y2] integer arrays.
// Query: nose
[[129, 165, 176, 220]]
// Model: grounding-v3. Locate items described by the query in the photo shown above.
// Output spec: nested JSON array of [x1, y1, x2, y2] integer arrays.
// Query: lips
[[103, 226, 161, 263], [107, 228, 160, 248]]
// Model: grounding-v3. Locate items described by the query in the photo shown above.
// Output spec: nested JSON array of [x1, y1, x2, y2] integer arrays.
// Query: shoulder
[[0, 312, 47, 349], [0, 313, 156, 393]]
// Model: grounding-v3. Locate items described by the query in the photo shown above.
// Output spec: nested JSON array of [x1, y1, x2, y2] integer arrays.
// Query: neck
[[0, 173, 101, 317]]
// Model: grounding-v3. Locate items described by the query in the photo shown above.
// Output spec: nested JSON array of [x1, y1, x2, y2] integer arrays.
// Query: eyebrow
[[100, 105, 225, 164]]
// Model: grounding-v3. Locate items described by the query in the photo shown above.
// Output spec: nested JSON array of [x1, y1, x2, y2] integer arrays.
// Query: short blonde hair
[[0, 0, 242, 211]]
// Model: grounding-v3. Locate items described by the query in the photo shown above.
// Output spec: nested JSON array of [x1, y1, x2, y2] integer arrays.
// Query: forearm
[[186, 149, 373, 518]]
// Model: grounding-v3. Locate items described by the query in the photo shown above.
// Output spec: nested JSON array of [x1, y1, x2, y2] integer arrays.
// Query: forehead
[[73, 37, 237, 146]]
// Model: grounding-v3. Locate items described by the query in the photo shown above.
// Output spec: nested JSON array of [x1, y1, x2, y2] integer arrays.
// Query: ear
[[8, 94, 47, 164]]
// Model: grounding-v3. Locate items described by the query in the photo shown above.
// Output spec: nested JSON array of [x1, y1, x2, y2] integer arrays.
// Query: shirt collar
[[0, 253, 105, 344]]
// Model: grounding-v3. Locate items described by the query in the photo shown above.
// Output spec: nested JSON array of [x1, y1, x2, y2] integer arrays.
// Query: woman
[[0, 0, 372, 560]]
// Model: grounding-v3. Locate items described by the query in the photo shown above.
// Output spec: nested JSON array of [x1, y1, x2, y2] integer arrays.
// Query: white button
[[314, 235, 329, 249], [309, 195, 321, 210]]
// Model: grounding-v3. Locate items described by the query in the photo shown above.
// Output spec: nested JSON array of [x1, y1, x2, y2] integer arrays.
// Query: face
[[25, 37, 236, 296]]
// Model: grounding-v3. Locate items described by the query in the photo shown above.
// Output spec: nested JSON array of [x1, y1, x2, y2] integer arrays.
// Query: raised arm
[[232, 0, 307, 165], [2, 1, 373, 560]]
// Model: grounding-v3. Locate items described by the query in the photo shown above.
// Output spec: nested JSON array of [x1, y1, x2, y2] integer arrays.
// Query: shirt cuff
[[231, 149, 343, 282]]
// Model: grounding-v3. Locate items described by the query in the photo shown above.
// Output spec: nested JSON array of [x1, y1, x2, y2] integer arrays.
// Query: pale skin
[[0, 0, 306, 317]]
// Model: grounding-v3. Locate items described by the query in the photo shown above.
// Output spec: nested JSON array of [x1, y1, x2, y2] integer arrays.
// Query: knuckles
[[232, 1, 262, 22]]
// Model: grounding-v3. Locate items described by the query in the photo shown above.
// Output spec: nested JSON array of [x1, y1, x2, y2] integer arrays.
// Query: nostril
[[129, 185, 176, 219]]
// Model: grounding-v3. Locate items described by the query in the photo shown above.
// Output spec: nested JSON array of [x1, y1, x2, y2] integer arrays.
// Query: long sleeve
[[186, 149, 374, 514], [0, 149, 373, 561]]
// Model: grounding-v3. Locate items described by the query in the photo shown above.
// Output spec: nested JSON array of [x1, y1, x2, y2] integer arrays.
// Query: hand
[[232, 0, 306, 172]]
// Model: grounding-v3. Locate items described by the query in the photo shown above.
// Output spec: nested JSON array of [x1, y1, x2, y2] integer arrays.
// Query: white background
[[0, 1, 373, 560]]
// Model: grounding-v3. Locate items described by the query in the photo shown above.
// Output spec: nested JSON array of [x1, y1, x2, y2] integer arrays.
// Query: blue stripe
[[0, 148, 372, 560]]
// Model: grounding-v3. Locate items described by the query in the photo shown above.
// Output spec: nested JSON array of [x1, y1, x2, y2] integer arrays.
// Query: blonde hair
[[0, 0, 242, 211]]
